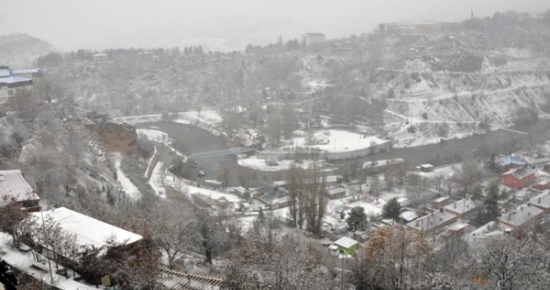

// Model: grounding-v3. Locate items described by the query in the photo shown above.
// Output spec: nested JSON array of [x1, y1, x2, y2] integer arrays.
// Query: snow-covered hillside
[[369, 35, 550, 148], [0, 34, 55, 67]]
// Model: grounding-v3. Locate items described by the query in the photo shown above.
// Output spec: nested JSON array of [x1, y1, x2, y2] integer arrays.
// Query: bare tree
[[151, 198, 200, 270]]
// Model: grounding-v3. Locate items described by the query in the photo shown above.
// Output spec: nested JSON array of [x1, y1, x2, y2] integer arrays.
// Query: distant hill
[[0, 34, 55, 67]]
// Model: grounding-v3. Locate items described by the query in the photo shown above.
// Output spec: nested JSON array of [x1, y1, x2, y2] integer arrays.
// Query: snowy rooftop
[[407, 210, 456, 232], [468, 221, 512, 244], [529, 191, 550, 209], [496, 155, 526, 167], [333, 237, 358, 249], [498, 204, 544, 228], [31, 207, 143, 249], [400, 211, 418, 222], [11, 68, 41, 75], [444, 199, 478, 215], [0, 74, 32, 85], [502, 167, 535, 180], [448, 223, 469, 231], [255, 185, 288, 205], [0, 170, 40, 206], [327, 187, 346, 196]]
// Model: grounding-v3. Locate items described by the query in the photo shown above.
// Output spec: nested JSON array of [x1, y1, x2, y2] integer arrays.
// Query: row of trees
[[287, 164, 328, 236]]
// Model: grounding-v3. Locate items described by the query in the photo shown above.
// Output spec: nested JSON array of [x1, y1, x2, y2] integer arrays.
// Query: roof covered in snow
[[400, 211, 418, 222], [0, 74, 32, 85], [0, 170, 40, 206], [407, 210, 456, 232], [444, 199, 478, 215], [498, 204, 544, 228], [529, 191, 550, 209], [11, 68, 41, 75], [496, 155, 526, 167], [333, 237, 358, 249], [31, 207, 143, 249], [502, 167, 535, 180]]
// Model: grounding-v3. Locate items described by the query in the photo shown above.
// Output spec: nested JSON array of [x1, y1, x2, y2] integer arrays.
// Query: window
[[7, 89, 13, 96]]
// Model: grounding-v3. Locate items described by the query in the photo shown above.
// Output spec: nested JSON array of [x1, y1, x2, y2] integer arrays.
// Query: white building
[[31, 207, 143, 250], [301, 33, 326, 48], [0, 66, 39, 105], [93, 53, 109, 64]]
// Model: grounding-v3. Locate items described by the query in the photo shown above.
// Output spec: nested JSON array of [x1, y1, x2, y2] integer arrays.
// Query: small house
[[326, 186, 346, 200], [418, 164, 434, 172], [332, 237, 358, 256], [448, 223, 469, 236], [231, 187, 249, 199], [444, 199, 478, 217], [502, 167, 536, 189], [533, 176, 550, 191], [407, 209, 457, 233], [254, 185, 290, 210], [495, 155, 526, 172], [93, 53, 109, 64], [498, 204, 544, 231], [529, 191, 550, 213], [400, 211, 418, 223], [432, 196, 451, 209]]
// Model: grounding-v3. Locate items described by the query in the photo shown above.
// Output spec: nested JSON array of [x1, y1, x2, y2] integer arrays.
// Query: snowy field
[[114, 154, 141, 200], [282, 130, 388, 153], [173, 110, 223, 126], [237, 156, 320, 172]]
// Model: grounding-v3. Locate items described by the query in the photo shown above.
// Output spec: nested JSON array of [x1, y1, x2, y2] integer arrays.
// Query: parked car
[[198, 170, 206, 177]]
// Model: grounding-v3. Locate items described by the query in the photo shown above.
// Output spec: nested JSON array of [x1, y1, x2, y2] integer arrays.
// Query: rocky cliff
[[85, 122, 138, 156]]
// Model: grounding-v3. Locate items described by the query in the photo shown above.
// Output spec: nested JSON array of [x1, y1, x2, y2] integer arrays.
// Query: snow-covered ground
[[237, 156, 320, 172], [150, 161, 166, 197], [281, 129, 388, 153], [114, 154, 141, 200], [186, 185, 241, 203], [415, 163, 460, 179], [363, 158, 405, 169], [137, 129, 171, 146], [173, 110, 223, 126]]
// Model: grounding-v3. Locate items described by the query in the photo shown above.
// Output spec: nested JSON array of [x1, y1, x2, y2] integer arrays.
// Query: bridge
[[187, 147, 256, 160]]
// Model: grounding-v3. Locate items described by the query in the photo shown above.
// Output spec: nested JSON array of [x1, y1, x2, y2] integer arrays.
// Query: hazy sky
[[1, 0, 548, 51]]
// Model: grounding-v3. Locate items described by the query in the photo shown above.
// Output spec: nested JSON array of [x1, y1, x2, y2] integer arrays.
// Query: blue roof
[[0, 74, 32, 85], [0, 68, 11, 77], [12, 68, 41, 75], [496, 155, 526, 167]]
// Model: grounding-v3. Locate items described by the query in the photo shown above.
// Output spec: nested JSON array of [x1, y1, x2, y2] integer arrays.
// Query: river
[[137, 121, 535, 184]]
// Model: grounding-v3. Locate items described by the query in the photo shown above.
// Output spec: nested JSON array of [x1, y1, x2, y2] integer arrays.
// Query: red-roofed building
[[501, 167, 536, 189]]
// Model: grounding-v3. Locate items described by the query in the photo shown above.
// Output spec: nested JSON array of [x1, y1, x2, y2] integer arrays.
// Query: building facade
[[301, 33, 326, 48], [0, 67, 40, 105]]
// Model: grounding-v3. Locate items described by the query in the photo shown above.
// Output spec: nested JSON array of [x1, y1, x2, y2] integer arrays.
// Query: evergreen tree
[[381, 197, 402, 223], [346, 206, 367, 234], [475, 179, 500, 225], [258, 207, 266, 223]]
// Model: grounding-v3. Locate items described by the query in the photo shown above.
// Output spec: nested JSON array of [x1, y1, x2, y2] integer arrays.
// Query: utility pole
[[39, 209, 55, 284], [341, 256, 344, 290]]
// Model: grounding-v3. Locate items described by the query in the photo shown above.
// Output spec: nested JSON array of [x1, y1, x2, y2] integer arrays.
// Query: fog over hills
[[1, 0, 548, 51]]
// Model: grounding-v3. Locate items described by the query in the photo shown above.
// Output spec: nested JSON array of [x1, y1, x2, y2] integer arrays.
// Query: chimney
[[520, 206, 523, 211], [454, 202, 457, 209], [539, 197, 542, 204], [508, 213, 512, 221], [439, 217, 443, 222]]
